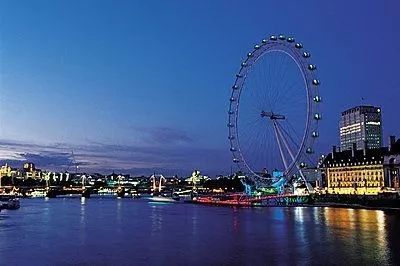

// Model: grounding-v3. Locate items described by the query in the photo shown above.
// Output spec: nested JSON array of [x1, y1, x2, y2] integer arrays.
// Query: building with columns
[[321, 136, 400, 195]]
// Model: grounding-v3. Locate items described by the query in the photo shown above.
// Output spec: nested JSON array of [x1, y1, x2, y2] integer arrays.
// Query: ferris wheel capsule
[[313, 96, 321, 102], [308, 64, 317, 70], [295, 43, 303, 49], [314, 113, 322, 120], [312, 79, 320, 85], [306, 148, 313, 154], [287, 37, 295, 43]]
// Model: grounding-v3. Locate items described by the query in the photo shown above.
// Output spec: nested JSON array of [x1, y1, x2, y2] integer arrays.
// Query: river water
[[0, 197, 399, 265]]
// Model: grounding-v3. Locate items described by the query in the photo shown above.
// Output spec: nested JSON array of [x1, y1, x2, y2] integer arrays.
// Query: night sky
[[0, 1, 399, 176]]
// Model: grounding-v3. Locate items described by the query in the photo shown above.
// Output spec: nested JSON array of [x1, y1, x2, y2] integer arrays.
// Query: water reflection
[[0, 200, 398, 265], [79, 197, 87, 244], [150, 203, 163, 236], [294, 207, 310, 258], [116, 198, 122, 224], [232, 208, 239, 232], [322, 208, 392, 264], [375, 211, 389, 261], [80, 197, 86, 223]]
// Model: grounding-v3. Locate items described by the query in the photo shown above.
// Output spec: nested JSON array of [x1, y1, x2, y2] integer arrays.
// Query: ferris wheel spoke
[[265, 54, 275, 111], [240, 116, 274, 172], [273, 81, 303, 110], [284, 119, 303, 145], [242, 133, 264, 171], [276, 121, 299, 160], [240, 123, 264, 158], [273, 54, 291, 102], [272, 121, 289, 171], [258, 122, 271, 170], [276, 121, 313, 180], [285, 119, 317, 166], [275, 78, 298, 106], [275, 121, 308, 180]]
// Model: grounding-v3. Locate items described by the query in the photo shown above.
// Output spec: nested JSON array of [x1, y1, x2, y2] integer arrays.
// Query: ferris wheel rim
[[227, 34, 321, 183]]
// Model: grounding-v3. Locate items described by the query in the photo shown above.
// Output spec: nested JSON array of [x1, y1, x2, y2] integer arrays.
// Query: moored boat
[[148, 194, 180, 203], [130, 189, 141, 198], [192, 193, 312, 207], [26, 188, 47, 198], [0, 196, 20, 210]]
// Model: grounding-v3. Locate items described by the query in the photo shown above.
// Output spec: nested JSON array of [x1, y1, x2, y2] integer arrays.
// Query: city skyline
[[1, 1, 400, 175]]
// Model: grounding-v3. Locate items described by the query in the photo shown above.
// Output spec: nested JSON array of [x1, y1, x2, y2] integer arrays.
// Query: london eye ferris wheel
[[228, 34, 322, 188]]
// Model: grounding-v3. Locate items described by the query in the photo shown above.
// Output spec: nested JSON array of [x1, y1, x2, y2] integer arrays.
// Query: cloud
[[0, 138, 231, 176], [131, 126, 194, 145], [20, 152, 73, 168]]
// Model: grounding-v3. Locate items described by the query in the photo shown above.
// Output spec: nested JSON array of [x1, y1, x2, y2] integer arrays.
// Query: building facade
[[301, 168, 322, 188], [383, 137, 400, 189], [340, 105, 382, 151], [0, 163, 13, 177], [321, 138, 400, 195]]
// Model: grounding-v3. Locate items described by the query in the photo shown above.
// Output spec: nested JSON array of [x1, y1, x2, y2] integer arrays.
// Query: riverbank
[[310, 202, 400, 212], [313, 193, 400, 211]]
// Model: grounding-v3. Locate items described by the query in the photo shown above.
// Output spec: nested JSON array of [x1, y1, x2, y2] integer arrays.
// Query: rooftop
[[322, 139, 400, 167], [341, 105, 381, 116]]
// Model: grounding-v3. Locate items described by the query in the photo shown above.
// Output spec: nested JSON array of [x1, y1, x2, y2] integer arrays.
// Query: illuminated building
[[301, 168, 322, 188], [0, 163, 14, 188], [0, 163, 13, 177], [321, 137, 400, 195], [340, 105, 382, 151], [22, 162, 42, 179], [23, 162, 35, 172], [384, 136, 400, 189]]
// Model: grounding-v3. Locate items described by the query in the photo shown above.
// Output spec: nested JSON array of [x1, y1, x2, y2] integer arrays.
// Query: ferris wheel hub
[[260, 111, 286, 120]]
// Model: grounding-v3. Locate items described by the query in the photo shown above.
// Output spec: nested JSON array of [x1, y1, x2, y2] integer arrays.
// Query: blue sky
[[0, 0, 399, 176]]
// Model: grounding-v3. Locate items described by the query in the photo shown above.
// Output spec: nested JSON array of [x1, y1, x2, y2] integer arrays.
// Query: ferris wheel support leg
[[273, 121, 289, 171], [275, 123, 307, 184], [275, 123, 296, 161]]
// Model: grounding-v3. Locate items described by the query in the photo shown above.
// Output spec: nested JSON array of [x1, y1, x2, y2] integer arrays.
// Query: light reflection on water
[[150, 203, 163, 236], [0, 198, 398, 265]]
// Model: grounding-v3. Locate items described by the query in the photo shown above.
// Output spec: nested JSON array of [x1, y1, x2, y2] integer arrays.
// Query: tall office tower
[[339, 105, 382, 151]]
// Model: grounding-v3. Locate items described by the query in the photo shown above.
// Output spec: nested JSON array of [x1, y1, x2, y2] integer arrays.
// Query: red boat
[[192, 193, 311, 207]]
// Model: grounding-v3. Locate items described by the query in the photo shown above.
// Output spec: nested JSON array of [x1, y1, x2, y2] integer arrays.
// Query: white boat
[[148, 196, 180, 203], [27, 189, 47, 198], [97, 187, 116, 196]]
